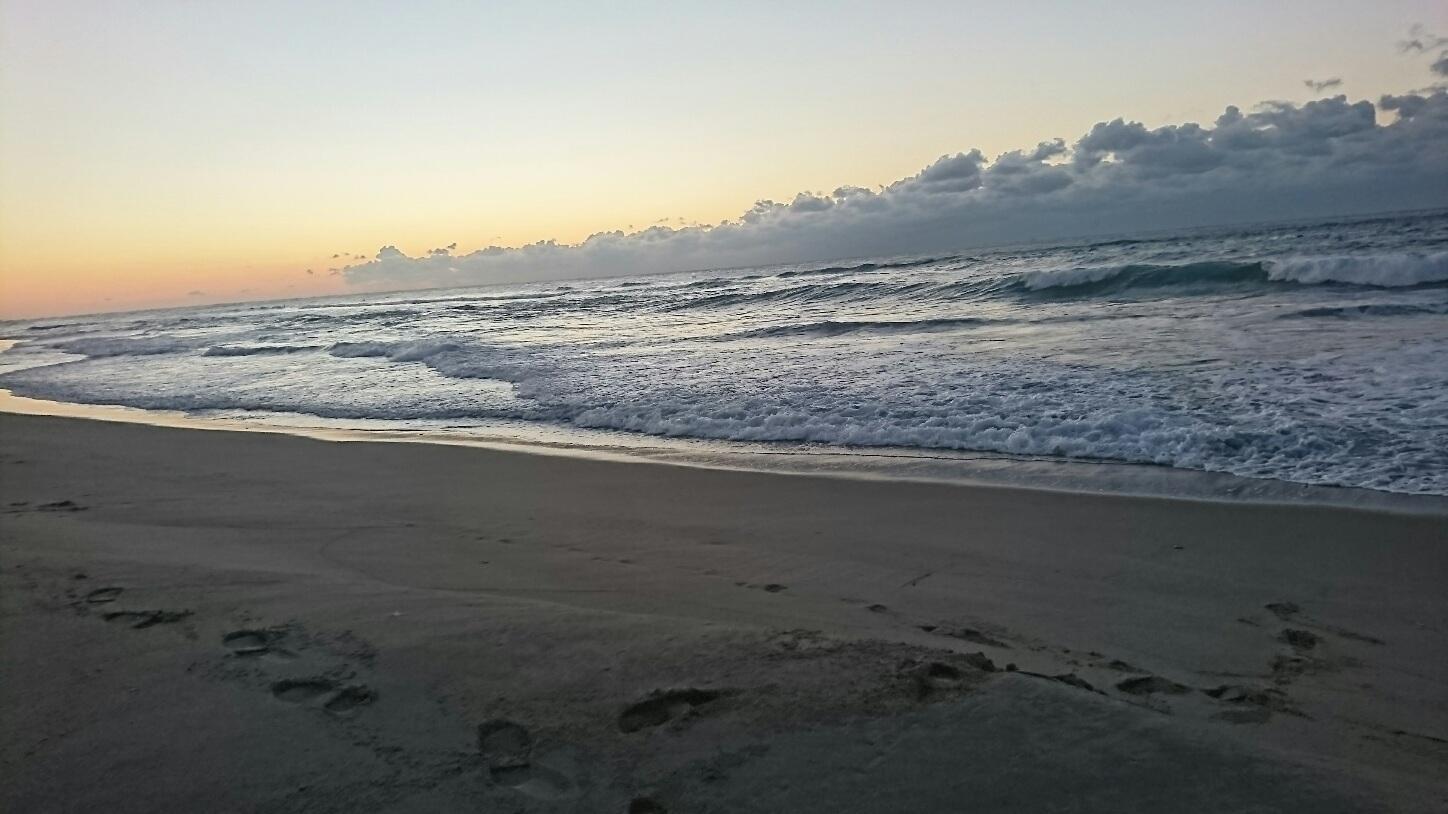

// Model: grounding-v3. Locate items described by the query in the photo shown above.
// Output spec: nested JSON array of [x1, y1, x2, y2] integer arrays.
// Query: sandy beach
[[1, 412, 1446, 812]]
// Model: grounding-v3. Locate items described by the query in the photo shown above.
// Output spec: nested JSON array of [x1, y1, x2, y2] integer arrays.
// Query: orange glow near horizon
[[0, 191, 788, 319]]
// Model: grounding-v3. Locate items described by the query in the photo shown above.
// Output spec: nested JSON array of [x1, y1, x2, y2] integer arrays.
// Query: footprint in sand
[[1266, 602, 1384, 645], [479, 719, 532, 770], [270, 677, 375, 715], [84, 586, 123, 604], [477, 719, 578, 800], [734, 582, 789, 593], [1115, 675, 1191, 696], [1279, 629, 1321, 650], [323, 685, 376, 714], [914, 662, 964, 698], [1204, 684, 1303, 723], [1015, 671, 1102, 694], [271, 677, 336, 703], [618, 688, 723, 733], [222, 628, 291, 658], [102, 609, 193, 629], [1216, 706, 1273, 724], [1265, 601, 1300, 620], [919, 624, 1011, 648], [913, 655, 996, 699]]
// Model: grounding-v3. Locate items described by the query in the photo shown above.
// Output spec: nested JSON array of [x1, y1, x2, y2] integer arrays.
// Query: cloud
[[1380, 93, 1430, 119], [1398, 24, 1448, 53], [1304, 77, 1342, 93], [342, 90, 1448, 291], [1398, 24, 1448, 83]]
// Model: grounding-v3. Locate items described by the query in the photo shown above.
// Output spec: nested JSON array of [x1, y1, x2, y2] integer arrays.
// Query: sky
[[1, 1, 1446, 318]]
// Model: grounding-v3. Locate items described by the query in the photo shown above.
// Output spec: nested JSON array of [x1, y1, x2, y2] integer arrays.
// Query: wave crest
[[721, 317, 998, 340], [1265, 252, 1448, 287], [203, 344, 321, 357], [328, 339, 458, 362]]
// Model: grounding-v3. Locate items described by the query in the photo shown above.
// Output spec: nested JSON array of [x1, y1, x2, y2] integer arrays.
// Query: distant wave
[[665, 280, 889, 311], [661, 255, 1448, 315], [774, 256, 954, 278], [985, 253, 1448, 297], [1019, 261, 1272, 293], [1281, 302, 1448, 319], [55, 336, 195, 357], [720, 316, 1000, 340], [667, 262, 1265, 311], [328, 339, 459, 362], [203, 344, 321, 356]]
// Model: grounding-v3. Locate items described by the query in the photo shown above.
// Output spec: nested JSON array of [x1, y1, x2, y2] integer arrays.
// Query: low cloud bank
[[344, 90, 1448, 290]]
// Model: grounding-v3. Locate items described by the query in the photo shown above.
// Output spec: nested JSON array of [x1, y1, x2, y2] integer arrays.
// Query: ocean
[[3, 209, 1447, 497]]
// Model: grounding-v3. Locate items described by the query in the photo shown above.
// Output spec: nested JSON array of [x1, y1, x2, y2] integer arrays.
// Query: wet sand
[[1, 412, 1445, 812]]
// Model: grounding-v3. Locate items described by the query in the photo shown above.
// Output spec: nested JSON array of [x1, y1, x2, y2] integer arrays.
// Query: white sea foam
[[1265, 251, 1448, 287], [328, 339, 457, 361], [1019, 265, 1128, 290]]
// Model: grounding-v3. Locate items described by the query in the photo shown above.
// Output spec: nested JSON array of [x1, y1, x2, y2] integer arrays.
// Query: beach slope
[[1, 413, 1445, 812]]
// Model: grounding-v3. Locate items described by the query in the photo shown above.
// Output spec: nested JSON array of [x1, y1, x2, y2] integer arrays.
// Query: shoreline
[[2, 411, 1446, 811], [3, 385, 1444, 518]]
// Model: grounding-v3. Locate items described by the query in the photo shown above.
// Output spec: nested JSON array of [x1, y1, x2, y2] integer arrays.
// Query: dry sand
[[1, 412, 1445, 812]]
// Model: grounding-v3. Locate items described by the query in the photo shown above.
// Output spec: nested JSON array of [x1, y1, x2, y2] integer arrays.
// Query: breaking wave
[[665, 253, 1448, 314], [1265, 251, 1448, 287]]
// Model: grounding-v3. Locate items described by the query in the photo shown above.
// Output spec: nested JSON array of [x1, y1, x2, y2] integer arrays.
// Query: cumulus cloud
[[1304, 77, 1342, 93], [343, 90, 1448, 291], [1379, 93, 1429, 120]]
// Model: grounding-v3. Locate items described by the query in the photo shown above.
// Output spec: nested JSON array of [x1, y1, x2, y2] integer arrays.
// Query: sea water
[[3, 210, 1446, 496]]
